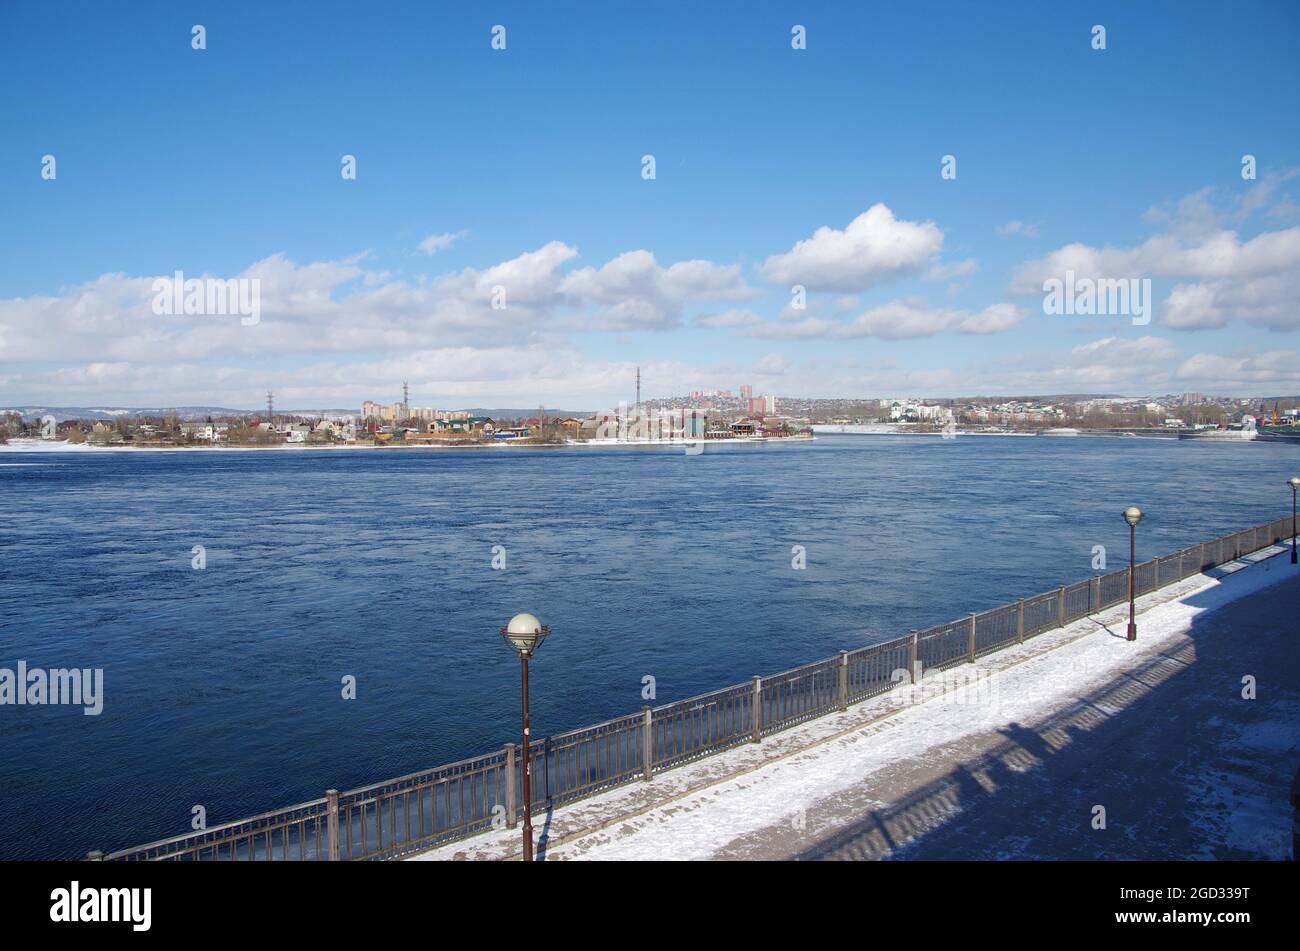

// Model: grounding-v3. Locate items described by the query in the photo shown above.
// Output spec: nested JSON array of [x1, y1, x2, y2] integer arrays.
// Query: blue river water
[[0, 434, 1296, 859]]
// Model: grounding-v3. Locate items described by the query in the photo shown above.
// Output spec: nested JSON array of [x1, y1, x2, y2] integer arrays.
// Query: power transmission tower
[[636, 366, 640, 407], [267, 391, 274, 423]]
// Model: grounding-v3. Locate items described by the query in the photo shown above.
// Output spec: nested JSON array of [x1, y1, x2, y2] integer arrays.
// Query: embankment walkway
[[410, 546, 1299, 861]]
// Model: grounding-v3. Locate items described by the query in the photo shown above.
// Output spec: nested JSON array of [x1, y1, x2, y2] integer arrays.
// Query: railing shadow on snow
[[790, 564, 1300, 861]]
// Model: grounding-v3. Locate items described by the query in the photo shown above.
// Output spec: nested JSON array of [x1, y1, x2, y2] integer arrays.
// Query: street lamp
[[1123, 506, 1143, 641], [499, 612, 550, 862], [1290, 477, 1300, 565]]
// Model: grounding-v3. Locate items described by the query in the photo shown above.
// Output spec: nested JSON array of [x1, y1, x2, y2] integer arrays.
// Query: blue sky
[[2, 0, 1298, 409]]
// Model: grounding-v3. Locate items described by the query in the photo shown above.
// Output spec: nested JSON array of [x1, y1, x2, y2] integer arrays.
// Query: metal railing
[[96, 515, 1296, 861]]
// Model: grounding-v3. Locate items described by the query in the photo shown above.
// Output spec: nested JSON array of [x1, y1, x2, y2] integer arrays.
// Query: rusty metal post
[[325, 789, 340, 861], [503, 743, 517, 827], [1058, 585, 1066, 627], [909, 630, 919, 683], [641, 706, 653, 781], [751, 676, 762, 742], [838, 650, 849, 711], [968, 614, 976, 662], [1017, 599, 1025, 642]]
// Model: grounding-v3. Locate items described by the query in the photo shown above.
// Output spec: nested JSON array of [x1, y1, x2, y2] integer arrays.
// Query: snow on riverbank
[[411, 543, 1299, 861]]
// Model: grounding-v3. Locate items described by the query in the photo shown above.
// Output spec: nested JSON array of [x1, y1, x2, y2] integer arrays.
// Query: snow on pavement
[[411, 545, 1299, 861]]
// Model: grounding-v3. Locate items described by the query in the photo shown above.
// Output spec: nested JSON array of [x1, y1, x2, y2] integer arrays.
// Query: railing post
[[1090, 576, 1100, 613], [1058, 586, 1066, 627], [325, 789, 340, 862], [909, 631, 919, 683], [1017, 599, 1025, 643], [543, 736, 553, 803], [503, 743, 517, 827], [751, 676, 762, 742], [1154, 557, 1160, 588], [967, 614, 976, 663], [641, 706, 654, 781], [86, 850, 104, 861], [838, 650, 849, 711]]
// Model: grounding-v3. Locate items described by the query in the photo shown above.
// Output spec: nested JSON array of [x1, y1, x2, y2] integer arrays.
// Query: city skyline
[[3, 2, 1300, 407]]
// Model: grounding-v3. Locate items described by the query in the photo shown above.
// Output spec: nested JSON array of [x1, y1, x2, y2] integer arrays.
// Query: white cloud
[[1174, 350, 1299, 386], [761, 204, 944, 292], [996, 220, 1040, 238], [417, 230, 468, 256], [745, 299, 1024, 340], [1070, 335, 1181, 364], [558, 250, 757, 330], [1161, 273, 1300, 331], [1013, 177, 1300, 331], [5, 334, 1295, 407], [1011, 228, 1300, 293], [0, 242, 761, 365], [843, 300, 1023, 339]]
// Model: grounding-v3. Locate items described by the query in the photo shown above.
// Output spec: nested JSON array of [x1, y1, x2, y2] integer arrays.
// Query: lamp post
[[1290, 477, 1300, 564], [499, 613, 550, 862], [1123, 506, 1143, 641]]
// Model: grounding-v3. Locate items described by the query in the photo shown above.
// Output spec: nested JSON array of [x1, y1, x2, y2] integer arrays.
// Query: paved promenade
[[412, 546, 1299, 861]]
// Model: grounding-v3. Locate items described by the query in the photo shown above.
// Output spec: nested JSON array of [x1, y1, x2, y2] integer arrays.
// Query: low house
[[430, 418, 469, 434], [428, 416, 494, 438], [554, 417, 582, 438]]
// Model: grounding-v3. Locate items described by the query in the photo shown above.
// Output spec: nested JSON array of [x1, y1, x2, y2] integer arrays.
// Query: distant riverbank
[[0, 434, 813, 453]]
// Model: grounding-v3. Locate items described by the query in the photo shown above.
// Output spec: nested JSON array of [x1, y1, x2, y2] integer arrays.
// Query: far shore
[[0, 435, 813, 454]]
